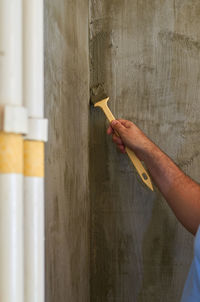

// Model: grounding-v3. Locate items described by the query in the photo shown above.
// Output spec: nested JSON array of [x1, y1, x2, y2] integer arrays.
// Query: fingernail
[[111, 120, 118, 125]]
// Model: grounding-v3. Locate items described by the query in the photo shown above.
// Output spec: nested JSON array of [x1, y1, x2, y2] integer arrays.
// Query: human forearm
[[142, 143, 200, 235]]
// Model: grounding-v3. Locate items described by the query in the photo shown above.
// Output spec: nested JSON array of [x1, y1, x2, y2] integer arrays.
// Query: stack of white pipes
[[0, 1, 48, 301]]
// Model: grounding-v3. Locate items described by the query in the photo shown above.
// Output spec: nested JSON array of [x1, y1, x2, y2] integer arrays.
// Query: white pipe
[[0, 0, 22, 106], [24, 178, 44, 302], [0, 1, 24, 302], [23, 0, 44, 118], [0, 175, 23, 302], [23, 1, 45, 302]]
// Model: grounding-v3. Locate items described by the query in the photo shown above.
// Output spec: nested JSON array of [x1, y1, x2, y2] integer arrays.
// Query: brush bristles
[[90, 84, 108, 105]]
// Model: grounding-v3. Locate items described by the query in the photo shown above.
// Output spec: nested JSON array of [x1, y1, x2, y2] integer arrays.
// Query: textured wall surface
[[44, 0, 90, 301], [89, 1, 200, 302], [45, 0, 200, 302]]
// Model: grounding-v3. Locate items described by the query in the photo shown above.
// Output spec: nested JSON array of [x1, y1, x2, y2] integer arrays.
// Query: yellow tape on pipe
[[24, 141, 44, 177], [0, 132, 23, 174]]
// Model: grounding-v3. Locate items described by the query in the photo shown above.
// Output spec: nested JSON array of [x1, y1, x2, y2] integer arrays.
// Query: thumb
[[111, 120, 125, 135]]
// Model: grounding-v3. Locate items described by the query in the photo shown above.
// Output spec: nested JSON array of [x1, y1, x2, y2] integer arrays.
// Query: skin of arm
[[107, 119, 200, 235]]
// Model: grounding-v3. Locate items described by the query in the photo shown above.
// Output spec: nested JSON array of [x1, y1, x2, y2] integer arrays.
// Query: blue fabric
[[181, 226, 200, 302]]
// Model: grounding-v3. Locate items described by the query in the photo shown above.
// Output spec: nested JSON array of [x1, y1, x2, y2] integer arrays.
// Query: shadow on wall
[[138, 193, 177, 302]]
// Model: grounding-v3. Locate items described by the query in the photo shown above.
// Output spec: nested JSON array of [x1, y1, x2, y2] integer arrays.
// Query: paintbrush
[[90, 84, 154, 191]]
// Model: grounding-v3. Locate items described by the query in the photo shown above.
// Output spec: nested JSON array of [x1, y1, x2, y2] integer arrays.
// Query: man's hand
[[107, 119, 200, 235], [107, 119, 155, 161]]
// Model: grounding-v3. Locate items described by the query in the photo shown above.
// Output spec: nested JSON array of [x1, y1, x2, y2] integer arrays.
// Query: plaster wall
[[45, 0, 200, 301], [89, 1, 200, 301], [44, 1, 90, 301]]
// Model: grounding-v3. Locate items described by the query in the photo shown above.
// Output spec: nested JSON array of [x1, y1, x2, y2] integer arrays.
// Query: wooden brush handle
[[101, 103, 154, 191], [125, 147, 153, 191]]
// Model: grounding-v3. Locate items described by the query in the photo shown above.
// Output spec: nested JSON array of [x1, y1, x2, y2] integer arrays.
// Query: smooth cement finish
[[45, 1, 90, 302], [45, 1, 200, 302]]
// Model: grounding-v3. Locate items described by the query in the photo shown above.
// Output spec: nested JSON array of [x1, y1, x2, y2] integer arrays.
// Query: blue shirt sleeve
[[181, 226, 200, 302]]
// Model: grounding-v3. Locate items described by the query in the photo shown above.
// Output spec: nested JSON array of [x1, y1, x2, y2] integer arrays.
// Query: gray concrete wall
[[89, 1, 200, 302], [44, 0, 90, 301], [45, 1, 200, 301]]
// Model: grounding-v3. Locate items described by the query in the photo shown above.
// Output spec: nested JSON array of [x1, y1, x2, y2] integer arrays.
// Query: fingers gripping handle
[[95, 100, 154, 191]]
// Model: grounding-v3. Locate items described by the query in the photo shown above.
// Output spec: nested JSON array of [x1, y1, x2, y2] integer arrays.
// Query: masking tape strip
[[0, 132, 23, 174], [24, 141, 44, 177]]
